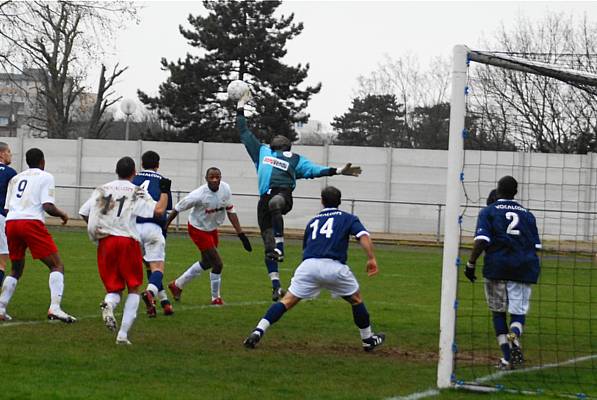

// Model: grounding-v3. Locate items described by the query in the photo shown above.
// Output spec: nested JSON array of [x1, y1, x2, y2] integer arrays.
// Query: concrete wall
[[2, 136, 595, 241]]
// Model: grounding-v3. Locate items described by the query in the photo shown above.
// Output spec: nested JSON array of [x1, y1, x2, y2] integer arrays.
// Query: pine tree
[[139, 1, 320, 143], [332, 95, 409, 147]]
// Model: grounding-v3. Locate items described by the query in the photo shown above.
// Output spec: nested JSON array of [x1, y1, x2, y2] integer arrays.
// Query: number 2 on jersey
[[505, 211, 520, 235], [310, 218, 334, 239]]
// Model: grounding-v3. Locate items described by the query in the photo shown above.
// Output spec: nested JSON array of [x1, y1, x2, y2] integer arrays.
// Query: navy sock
[[492, 311, 508, 335], [265, 259, 278, 274], [500, 343, 511, 361], [0, 269, 4, 286], [352, 302, 370, 329], [149, 271, 163, 289], [264, 302, 287, 324], [510, 314, 525, 337], [275, 241, 284, 253]]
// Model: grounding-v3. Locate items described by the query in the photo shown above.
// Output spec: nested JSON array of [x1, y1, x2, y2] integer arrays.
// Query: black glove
[[159, 178, 172, 193], [238, 233, 252, 252], [464, 261, 477, 283]]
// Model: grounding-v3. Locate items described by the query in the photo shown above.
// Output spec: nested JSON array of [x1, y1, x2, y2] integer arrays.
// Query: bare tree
[[0, 1, 138, 138], [87, 63, 127, 139], [471, 12, 597, 153]]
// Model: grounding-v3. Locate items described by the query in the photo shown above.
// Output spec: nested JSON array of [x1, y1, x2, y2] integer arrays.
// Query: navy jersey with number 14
[[302, 208, 369, 264], [132, 170, 173, 229]]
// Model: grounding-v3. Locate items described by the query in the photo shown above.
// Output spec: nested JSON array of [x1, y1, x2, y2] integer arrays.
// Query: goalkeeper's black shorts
[[257, 187, 294, 232]]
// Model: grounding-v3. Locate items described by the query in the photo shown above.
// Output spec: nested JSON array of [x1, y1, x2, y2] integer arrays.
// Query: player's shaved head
[[142, 150, 160, 170], [497, 176, 517, 199], [116, 156, 136, 179], [321, 186, 341, 208], [26, 148, 44, 168], [270, 135, 291, 152]]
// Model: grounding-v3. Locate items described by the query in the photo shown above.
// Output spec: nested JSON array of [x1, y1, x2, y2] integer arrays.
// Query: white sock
[[210, 272, 221, 300], [157, 290, 168, 302], [146, 283, 158, 297], [49, 271, 64, 311], [256, 318, 270, 335], [0, 276, 17, 310], [359, 326, 372, 340], [175, 262, 204, 289], [268, 272, 280, 281], [118, 293, 140, 340], [104, 292, 121, 310]]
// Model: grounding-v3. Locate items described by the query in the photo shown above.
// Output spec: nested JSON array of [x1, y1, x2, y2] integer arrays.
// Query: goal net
[[438, 46, 597, 398]]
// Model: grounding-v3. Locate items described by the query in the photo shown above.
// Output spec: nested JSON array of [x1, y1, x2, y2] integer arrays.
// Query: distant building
[[294, 119, 336, 145], [0, 68, 96, 138]]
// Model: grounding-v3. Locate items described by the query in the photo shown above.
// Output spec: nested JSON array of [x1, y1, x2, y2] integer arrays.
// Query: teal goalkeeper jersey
[[236, 112, 335, 195]]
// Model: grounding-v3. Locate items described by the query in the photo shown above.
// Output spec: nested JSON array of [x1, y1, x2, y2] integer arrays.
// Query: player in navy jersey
[[131, 151, 174, 317], [0, 142, 16, 286], [236, 92, 362, 301], [243, 186, 385, 351], [465, 176, 541, 370]]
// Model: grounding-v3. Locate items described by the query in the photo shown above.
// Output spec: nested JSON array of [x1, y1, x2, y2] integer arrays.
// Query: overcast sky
[[103, 1, 597, 127]]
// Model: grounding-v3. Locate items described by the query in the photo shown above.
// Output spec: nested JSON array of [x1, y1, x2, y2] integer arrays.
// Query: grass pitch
[[0, 228, 590, 399]]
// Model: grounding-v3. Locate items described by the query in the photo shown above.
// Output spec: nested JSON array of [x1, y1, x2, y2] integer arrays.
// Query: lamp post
[[120, 99, 137, 140]]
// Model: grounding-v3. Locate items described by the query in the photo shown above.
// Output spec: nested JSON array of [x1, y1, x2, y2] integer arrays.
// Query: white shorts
[[0, 215, 7, 255], [288, 258, 359, 299], [136, 223, 166, 262], [484, 279, 532, 315]]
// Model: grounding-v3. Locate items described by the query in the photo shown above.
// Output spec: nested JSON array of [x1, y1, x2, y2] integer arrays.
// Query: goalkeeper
[[236, 91, 361, 301], [465, 176, 541, 370]]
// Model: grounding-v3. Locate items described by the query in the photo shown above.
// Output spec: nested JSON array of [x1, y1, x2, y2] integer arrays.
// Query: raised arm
[[236, 109, 261, 164]]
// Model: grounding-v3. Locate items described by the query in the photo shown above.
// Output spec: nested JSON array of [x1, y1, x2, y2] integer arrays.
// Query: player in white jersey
[[0, 142, 16, 288], [0, 148, 76, 323], [166, 167, 252, 305], [79, 156, 169, 345]]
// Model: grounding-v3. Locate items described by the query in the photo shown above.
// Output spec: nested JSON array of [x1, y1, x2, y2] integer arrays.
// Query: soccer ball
[[227, 80, 249, 101]]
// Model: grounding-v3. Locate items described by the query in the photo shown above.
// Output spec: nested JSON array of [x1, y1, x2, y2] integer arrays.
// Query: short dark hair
[[116, 156, 136, 179], [141, 150, 160, 170], [26, 148, 44, 168], [497, 176, 517, 199], [205, 167, 221, 177], [486, 189, 498, 205], [321, 186, 341, 208]]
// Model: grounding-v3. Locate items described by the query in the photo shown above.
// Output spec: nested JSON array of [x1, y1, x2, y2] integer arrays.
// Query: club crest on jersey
[[263, 156, 289, 171], [283, 151, 293, 158]]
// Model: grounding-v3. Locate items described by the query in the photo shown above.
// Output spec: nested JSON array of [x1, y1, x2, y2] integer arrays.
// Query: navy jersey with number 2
[[475, 199, 541, 284], [302, 208, 368, 264]]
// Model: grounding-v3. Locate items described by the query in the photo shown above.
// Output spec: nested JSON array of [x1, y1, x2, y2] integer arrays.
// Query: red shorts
[[6, 220, 58, 261], [188, 223, 218, 251], [97, 236, 143, 293]]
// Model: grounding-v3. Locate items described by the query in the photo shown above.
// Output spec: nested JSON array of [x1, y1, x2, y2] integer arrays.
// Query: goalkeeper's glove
[[237, 90, 252, 110], [238, 233, 252, 252], [159, 178, 172, 193], [464, 261, 477, 283], [336, 163, 362, 177]]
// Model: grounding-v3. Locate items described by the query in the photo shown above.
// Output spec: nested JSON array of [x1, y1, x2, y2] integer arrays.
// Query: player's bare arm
[[357, 234, 378, 276], [43, 203, 68, 225], [227, 211, 252, 252], [164, 209, 178, 229]]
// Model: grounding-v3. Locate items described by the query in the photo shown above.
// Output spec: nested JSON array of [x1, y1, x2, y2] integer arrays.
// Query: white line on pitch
[[0, 300, 272, 328], [384, 353, 597, 400]]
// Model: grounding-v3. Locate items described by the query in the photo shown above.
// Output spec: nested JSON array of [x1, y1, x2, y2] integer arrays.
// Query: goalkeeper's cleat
[[168, 281, 182, 301], [211, 297, 224, 306], [116, 337, 132, 346], [271, 287, 286, 302], [496, 358, 512, 370], [362, 332, 385, 352], [243, 331, 261, 349], [47, 308, 77, 323], [100, 302, 117, 332], [162, 302, 174, 316], [508, 332, 524, 367], [142, 290, 157, 318], [266, 248, 284, 262]]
